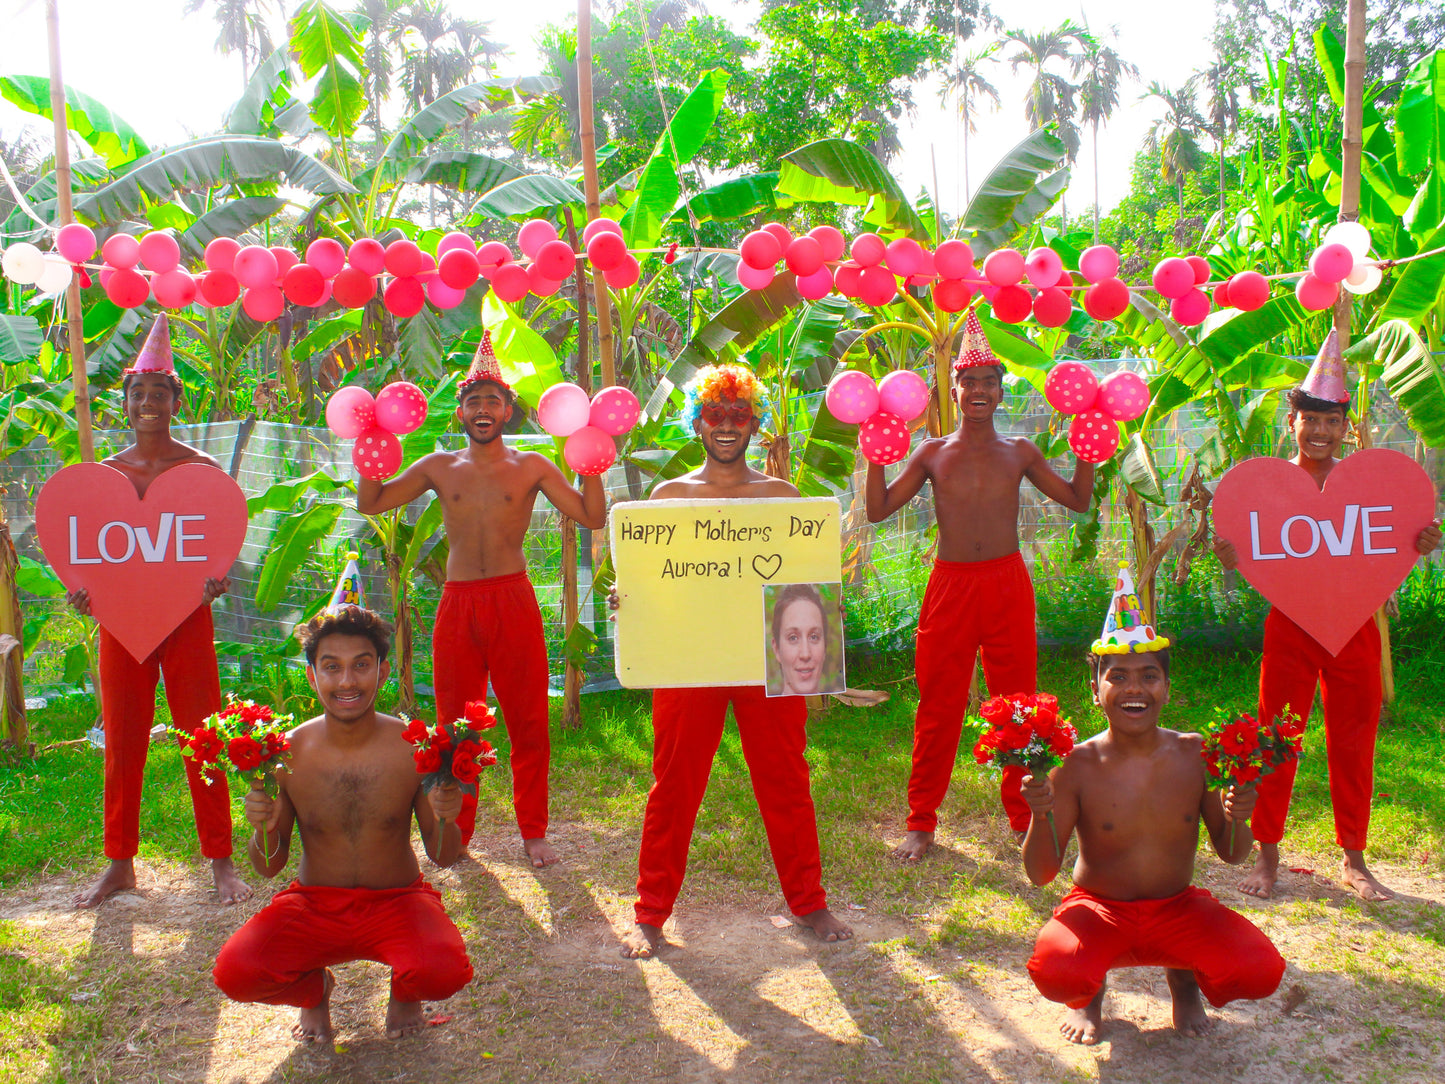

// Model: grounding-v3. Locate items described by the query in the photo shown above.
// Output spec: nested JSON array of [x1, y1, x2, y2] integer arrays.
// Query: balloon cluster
[[1043, 362, 1151, 463], [326, 381, 429, 481], [824, 368, 930, 465], [536, 382, 641, 476]]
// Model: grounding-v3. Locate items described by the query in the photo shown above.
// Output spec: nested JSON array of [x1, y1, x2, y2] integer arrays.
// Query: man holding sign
[[612, 363, 852, 957], [1214, 333, 1440, 901]]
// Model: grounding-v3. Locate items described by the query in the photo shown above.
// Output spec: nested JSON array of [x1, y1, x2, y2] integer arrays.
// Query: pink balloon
[[1032, 287, 1072, 328], [426, 276, 467, 309], [491, 263, 530, 303], [438, 248, 480, 290], [589, 385, 642, 436], [383, 239, 423, 279], [102, 233, 141, 270], [850, 233, 886, 267], [477, 241, 512, 273], [740, 230, 783, 270], [761, 223, 793, 251], [537, 382, 591, 437], [1186, 254, 1212, 285], [604, 255, 641, 290], [737, 261, 775, 291], [1171, 288, 1211, 326], [858, 410, 911, 465], [858, 265, 897, 306], [1310, 243, 1354, 284], [242, 284, 285, 322], [1097, 370, 1150, 422], [877, 369, 929, 422], [885, 238, 924, 277], [1044, 360, 1099, 415], [933, 278, 972, 312], [534, 238, 576, 280], [1084, 277, 1131, 321], [305, 237, 346, 278], [1295, 273, 1338, 311], [1025, 247, 1063, 289], [1078, 244, 1119, 283], [199, 270, 240, 307], [348, 238, 386, 275], [437, 231, 475, 258], [105, 268, 149, 308], [152, 269, 197, 309], [352, 427, 404, 480], [384, 276, 426, 317], [282, 263, 327, 307], [586, 231, 628, 272], [786, 236, 826, 277], [983, 248, 1025, 286], [326, 386, 377, 439], [807, 225, 845, 262], [1152, 257, 1195, 300], [992, 283, 1032, 323], [517, 219, 558, 258], [138, 232, 180, 273], [563, 425, 617, 476], [374, 381, 429, 435], [834, 262, 863, 298], [825, 370, 880, 424], [190, 275, 213, 309], [526, 263, 564, 297], [796, 266, 835, 300], [204, 237, 240, 274], [933, 239, 973, 280], [55, 223, 96, 263], [1229, 271, 1270, 311], [582, 218, 623, 243], [235, 245, 280, 289], [269, 247, 299, 284], [1067, 410, 1121, 463]]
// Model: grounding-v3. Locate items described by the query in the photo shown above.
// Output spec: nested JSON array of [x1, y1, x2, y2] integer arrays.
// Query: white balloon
[[1, 242, 46, 285], [1342, 264, 1382, 295], [1324, 221, 1372, 261], [34, 255, 73, 294]]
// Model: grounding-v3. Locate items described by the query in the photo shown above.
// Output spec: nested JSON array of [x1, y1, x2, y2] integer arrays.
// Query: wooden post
[[560, 212, 592, 730], [0, 496, 29, 750], [576, 0, 615, 387], [46, 0, 96, 464]]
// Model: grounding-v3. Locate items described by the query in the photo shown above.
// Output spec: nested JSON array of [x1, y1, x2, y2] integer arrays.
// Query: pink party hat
[[953, 307, 1001, 370], [1091, 560, 1171, 655], [1299, 328, 1349, 403], [458, 329, 510, 396], [125, 314, 175, 375]]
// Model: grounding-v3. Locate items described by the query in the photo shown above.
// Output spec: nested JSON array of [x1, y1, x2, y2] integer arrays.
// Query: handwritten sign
[[1213, 449, 1436, 655], [611, 497, 842, 687], [35, 462, 249, 663]]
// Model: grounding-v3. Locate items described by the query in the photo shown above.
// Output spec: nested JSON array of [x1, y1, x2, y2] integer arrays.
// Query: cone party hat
[[458, 329, 509, 395], [326, 552, 365, 614], [126, 314, 176, 375], [1091, 560, 1171, 655], [1299, 328, 1349, 403], [953, 307, 1001, 370]]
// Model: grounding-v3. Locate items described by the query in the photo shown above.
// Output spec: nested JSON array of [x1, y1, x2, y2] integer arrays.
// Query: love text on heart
[[68, 512, 213, 565], [1248, 504, 1397, 561]]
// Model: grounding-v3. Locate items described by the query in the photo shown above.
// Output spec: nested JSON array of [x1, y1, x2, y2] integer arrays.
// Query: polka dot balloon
[[563, 425, 617, 476], [1044, 360, 1099, 415], [1067, 410, 1121, 464], [588, 385, 642, 437], [825, 369, 879, 424], [876, 369, 930, 422], [1096, 370, 1150, 422], [352, 427, 404, 480], [325, 386, 377, 439], [858, 410, 911, 465], [373, 381, 429, 435]]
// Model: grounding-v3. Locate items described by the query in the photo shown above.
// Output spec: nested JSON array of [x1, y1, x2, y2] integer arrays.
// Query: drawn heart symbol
[[1213, 449, 1436, 656], [751, 553, 783, 580], [34, 462, 249, 663]]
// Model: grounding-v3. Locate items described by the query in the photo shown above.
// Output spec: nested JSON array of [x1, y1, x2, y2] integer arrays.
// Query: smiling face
[[456, 381, 513, 445], [307, 631, 390, 725], [773, 597, 826, 695], [123, 373, 181, 433], [951, 365, 1003, 421], [1092, 651, 1170, 736], [695, 395, 758, 465], [1289, 407, 1346, 463]]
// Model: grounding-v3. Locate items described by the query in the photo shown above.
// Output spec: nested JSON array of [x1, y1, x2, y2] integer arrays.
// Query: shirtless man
[[867, 309, 1093, 859], [1022, 573, 1284, 1044], [357, 333, 606, 867], [1214, 332, 1440, 902], [68, 315, 249, 909], [616, 363, 853, 958], [212, 606, 472, 1043]]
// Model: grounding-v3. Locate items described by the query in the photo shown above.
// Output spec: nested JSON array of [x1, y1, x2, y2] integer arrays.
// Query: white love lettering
[[1249, 503, 1395, 560], [67, 515, 210, 564]]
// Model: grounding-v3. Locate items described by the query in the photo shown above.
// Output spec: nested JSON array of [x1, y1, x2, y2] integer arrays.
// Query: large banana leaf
[[1394, 51, 1445, 176], [1355, 319, 1445, 446], [399, 306, 445, 380], [401, 375, 459, 470], [671, 172, 795, 228], [793, 399, 859, 497], [289, 0, 367, 140], [961, 130, 1069, 259], [471, 174, 585, 219], [778, 138, 928, 240], [384, 76, 560, 160], [0, 75, 148, 167], [0, 316, 42, 365], [358, 151, 523, 194], [481, 294, 566, 409], [226, 47, 315, 138], [178, 196, 287, 258], [255, 502, 345, 612], [73, 136, 355, 224], [247, 470, 350, 516], [1379, 224, 1445, 323]]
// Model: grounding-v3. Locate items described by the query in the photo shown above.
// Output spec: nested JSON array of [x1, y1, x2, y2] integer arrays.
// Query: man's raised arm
[[865, 443, 932, 523], [537, 457, 607, 529], [356, 455, 437, 515], [1024, 445, 1095, 513]]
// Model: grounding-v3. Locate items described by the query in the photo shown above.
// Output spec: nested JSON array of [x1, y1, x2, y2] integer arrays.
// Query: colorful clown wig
[[681, 363, 767, 434]]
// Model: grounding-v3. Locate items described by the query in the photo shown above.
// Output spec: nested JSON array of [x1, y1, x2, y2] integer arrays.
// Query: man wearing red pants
[[213, 606, 471, 1044], [867, 309, 1093, 858], [358, 334, 605, 867], [68, 315, 249, 909], [616, 363, 852, 958], [1215, 332, 1440, 901], [1021, 571, 1283, 1044]]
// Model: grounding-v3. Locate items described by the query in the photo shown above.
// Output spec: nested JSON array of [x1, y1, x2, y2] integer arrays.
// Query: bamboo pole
[[46, 0, 96, 464], [560, 212, 591, 730], [576, 0, 615, 387]]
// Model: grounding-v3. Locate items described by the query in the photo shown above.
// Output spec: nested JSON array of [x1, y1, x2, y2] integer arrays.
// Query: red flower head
[[1219, 721, 1260, 757], [476, 741, 498, 767], [999, 720, 1032, 751], [1048, 723, 1076, 758], [454, 739, 481, 761], [973, 737, 995, 765], [186, 727, 225, 764], [1032, 693, 1060, 726], [263, 732, 289, 758], [414, 747, 442, 773], [464, 700, 498, 729], [431, 727, 453, 753], [228, 735, 266, 772], [402, 718, 429, 745], [979, 696, 1014, 727], [1235, 763, 1261, 784], [451, 753, 481, 785], [239, 702, 271, 727]]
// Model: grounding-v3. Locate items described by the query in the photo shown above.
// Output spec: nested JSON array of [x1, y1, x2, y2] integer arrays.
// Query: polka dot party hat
[[459, 330, 510, 398], [952, 307, 1001, 371], [1091, 560, 1171, 655]]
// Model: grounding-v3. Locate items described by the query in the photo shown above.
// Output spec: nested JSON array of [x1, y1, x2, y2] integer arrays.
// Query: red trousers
[[908, 554, 1038, 834], [1255, 608, 1382, 851], [1028, 885, 1285, 1009], [635, 686, 827, 927], [213, 876, 472, 1007], [433, 574, 551, 845], [99, 604, 232, 861]]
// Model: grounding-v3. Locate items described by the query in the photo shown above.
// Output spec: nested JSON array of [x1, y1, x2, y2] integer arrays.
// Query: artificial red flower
[[431, 727, 453, 753], [1235, 763, 1261, 784], [263, 732, 289, 758], [227, 735, 266, 772], [402, 718, 429, 745], [454, 738, 482, 761], [183, 727, 224, 765], [464, 700, 497, 729], [1219, 721, 1260, 757], [980, 698, 1013, 726], [239, 703, 271, 726], [451, 754, 481, 785], [414, 747, 442, 773], [476, 741, 498, 766]]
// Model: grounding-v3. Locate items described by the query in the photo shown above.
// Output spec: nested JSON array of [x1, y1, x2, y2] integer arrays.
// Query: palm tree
[[184, 0, 274, 88], [1197, 59, 1243, 220], [1074, 29, 1139, 242], [942, 44, 1001, 206], [1004, 21, 1089, 227], [1142, 81, 1206, 214]]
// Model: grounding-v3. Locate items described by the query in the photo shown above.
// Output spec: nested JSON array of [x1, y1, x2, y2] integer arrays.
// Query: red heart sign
[[34, 463, 249, 663], [1213, 449, 1436, 656]]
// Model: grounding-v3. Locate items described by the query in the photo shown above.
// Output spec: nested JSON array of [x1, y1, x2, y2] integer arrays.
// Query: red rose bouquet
[[969, 692, 1077, 855], [173, 699, 294, 858], [1199, 706, 1301, 850], [402, 700, 499, 849]]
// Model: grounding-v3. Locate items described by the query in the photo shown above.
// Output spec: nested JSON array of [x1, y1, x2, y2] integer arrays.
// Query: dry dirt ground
[[4, 816, 1445, 1084]]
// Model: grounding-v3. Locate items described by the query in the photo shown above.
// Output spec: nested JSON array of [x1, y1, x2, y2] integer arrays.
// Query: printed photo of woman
[[764, 582, 845, 697]]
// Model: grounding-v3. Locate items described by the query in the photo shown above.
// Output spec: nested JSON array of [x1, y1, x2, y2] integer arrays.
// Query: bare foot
[[1239, 842, 1279, 899], [292, 969, 335, 1044], [1167, 969, 1213, 1037], [523, 837, 559, 869], [1342, 850, 1395, 901], [795, 908, 853, 943], [385, 997, 427, 1039], [73, 859, 136, 909], [212, 857, 252, 905], [1060, 984, 1105, 1045], [620, 923, 663, 959], [891, 830, 933, 862]]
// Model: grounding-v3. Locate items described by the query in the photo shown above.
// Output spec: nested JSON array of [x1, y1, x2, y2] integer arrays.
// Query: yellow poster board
[[611, 497, 843, 687]]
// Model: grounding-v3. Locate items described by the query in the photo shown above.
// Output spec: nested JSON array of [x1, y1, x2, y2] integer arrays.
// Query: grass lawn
[[1, 644, 1444, 1082]]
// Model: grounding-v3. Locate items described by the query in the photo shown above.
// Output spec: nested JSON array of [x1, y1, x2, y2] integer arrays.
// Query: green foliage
[[289, 0, 368, 143], [0, 75, 149, 167]]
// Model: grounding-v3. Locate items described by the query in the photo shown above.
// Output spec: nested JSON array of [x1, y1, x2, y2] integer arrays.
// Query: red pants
[[433, 574, 551, 845], [1028, 885, 1284, 1009], [908, 554, 1038, 834], [1255, 608, 1382, 851], [99, 605, 232, 861], [635, 686, 827, 927], [213, 876, 472, 1007]]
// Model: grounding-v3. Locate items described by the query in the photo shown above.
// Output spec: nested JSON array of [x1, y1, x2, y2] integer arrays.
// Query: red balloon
[[152, 269, 197, 309], [1152, 257, 1195, 300], [785, 236, 825, 277], [199, 270, 240, 307], [1212, 280, 1233, 308], [527, 263, 564, 296], [1185, 254, 1212, 285], [348, 238, 386, 275], [204, 237, 240, 274], [242, 285, 285, 322], [384, 275, 426, 317], [235, 245, 280, 289], [858, 265, 897, 306], [850, 233, 886, 267], [858, 410, 911, 465], [517, 219, 558, 258], [934, 239, 973, 280], [1171, 288, 1211, 326], [582, 218, 623, 244], [808, 225, 846, 262], [991, 284, 1033, 323], [138, 232, 180, 273], [1228, 270, 1270, 311], [333, 266, 377, 308], [885, 238, 924, 277], [491, 262, 530, 303], [739, 230, 783, 270], [761, 222, 793, 252], [579, 231, 623, 276], [383, 239, 423, 278], [534, 238, 576, 280], [933, 278, 973, 312], [477, 241, 512, 274], [305, 237, 346, 278], [1032, 287, 1072, 328], [1084, 277, 1131, 321], [1067, 410, 1121, 464], [105, 268, 150, 308], [102, 233, 141, 270], [1054, 269, 1077, 292], [834, 261, 863, 298], [352, 427, 404, 481], [604, 254, 641, 290], [438, 248, 480, 290], [983, 248, 1025, 286], [282, 263, 327, 307], [795, 266, 834, 300], [269, 247, 299, 284], [1295, 273, 1338, 311], [1310, 242, 1355, 284]]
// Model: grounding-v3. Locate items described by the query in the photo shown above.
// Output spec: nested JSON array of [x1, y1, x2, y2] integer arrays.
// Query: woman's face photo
[[773, 597, 826, 695]]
